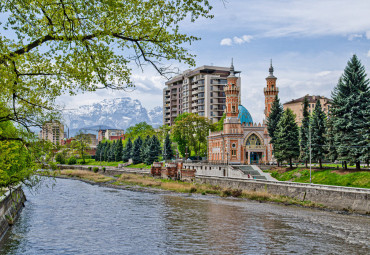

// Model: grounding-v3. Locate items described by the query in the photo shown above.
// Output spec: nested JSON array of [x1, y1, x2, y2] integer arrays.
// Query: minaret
[[225, 59, 240, 118], [264, 60, 279, 118]]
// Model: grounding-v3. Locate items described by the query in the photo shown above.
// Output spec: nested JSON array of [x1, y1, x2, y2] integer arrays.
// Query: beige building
[[163, 65, 241, 126], [40, 120, 64, 144], [104, 129, 125, 140], [283, 94, 332, 126]]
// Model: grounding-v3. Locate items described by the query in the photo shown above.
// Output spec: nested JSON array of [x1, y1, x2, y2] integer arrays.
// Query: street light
[[309, 124, 312, 184]]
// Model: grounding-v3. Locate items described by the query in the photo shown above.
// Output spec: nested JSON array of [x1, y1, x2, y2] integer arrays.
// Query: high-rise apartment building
[[40, 120, 64, 144], [163, 65, 241, 126]]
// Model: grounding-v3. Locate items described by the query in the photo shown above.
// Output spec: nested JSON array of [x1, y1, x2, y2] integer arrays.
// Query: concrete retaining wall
[[0, 185, 26, 240], [196, 176, 370, 214], [57, 164, 150, 176]]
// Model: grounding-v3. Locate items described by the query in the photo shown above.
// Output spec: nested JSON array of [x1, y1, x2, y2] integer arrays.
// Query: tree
[[274, 109, 300, 168], [172, 113, 213, 157], [103, 142, 110, 162], [310, 100, 327, 169], [0, 1, 213, 143], [325, 116, 338, 163], [108, 141, 115, 162], [114, 138, 123, 162], [70, 132, 92, 164], [163, 134, 174, 160], [131, 137, 143, 164], [141, 135, 151, 161], [267, 95, 284, 145], [330, 55, 370, 169], [122, 138, 132, 162], [299, 96, 310, 167], [125, 122, 155, 140], [214, 113, 226, 131], [144, 135, 161, 165]]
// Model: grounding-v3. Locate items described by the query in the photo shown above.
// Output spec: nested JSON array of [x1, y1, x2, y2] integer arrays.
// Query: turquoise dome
[[238, 105, 253, 125]]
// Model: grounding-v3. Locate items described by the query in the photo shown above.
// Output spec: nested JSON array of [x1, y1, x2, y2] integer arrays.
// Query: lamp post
[[309, 124, 312, 184]]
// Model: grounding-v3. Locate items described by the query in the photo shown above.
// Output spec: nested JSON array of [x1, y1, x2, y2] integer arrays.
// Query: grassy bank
[[74, 159, 151, 169], [112, 173, 321, 208], [269, 168, 370, 189], [58, 170, 114, 183]]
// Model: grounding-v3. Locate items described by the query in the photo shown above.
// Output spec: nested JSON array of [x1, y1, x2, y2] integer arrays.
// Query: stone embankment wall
[[0, 185, 26, 240], [196, 176, 370, 214], [57, 164, 150, 176]]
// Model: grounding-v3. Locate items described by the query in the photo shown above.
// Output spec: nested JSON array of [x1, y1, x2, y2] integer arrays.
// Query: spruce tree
[[141, 135, 151, 161], [299, 96, 310, 167], [103, 142, 109, 162], [274, 108, 300, 168], [108, 141, 115, 162], [330, 55, 370, 169], [267, 95, 284, 145], [325, 115, 337, 162], [145, 135, 161, 165], [114, 138, 123, 162], [310, 100, 327, 169], [131, 137, 143, 164], [95, 142, 101, 161], [163, 134, 173, 160], [122, 138, 132, 162]]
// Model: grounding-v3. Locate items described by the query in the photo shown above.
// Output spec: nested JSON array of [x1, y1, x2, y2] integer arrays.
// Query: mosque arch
[[243, 132, 264, 147]]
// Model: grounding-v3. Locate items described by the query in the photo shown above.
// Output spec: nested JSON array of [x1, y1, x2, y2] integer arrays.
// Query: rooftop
[[284, 94, 332, 105]]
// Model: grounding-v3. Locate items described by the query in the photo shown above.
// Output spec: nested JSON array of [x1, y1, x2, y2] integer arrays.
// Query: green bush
[[88, 167, 92, 171], [55, 153, 65, 164], [93, 167, 99, 173], [102, 167, 106, 173], [67, 156, 77, 165]]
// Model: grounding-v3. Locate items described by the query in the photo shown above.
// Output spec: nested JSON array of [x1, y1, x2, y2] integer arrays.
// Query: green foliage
[[144, 135, 161, 165], [122, 138, 132, 162], [214, 113, 226, 131], [55, 152, 66, 164], [114, 139, 123, 162], [274, 108, 300, 167], [172, 113, 213, 157], [93, 167, 99, 173], [140, 135, 151, 162], [131, 137, 143, 164], [67, 156, 77, 165], [310, 100, 327, 168], [299, 96, 310, 163], [125, 122, 155, 141], [163, 134, 174, 160], [70, 132, 91, 164], [330, 55, 370, 169], [267, 95, 283, 145]]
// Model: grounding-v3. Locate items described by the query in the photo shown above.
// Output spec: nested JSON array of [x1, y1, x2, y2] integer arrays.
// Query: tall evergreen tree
[[95, 142, 101, 161], [325, 116, 338, 162], [267, 95, 284, 145], [122, 138, 132, 162], [330, 55, 370, 169], [299, 96, 310, 167], [163, 134, 174, 160], [145, 135, 161, 165], [131, 137, 143, 164], [108, 141, 115, 162], [141, 135, 151, 161], [114, 138, 123, 162], [274, 108, 300, 168], [103, 142, 110, 162], [310, 100, 327, 169]]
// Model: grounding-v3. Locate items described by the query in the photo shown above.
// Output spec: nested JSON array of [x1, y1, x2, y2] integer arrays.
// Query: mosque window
[[246, 134, 261, 147]]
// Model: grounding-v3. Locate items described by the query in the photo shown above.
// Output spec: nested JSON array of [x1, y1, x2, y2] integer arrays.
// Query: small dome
[[238, 105, 253, 125]]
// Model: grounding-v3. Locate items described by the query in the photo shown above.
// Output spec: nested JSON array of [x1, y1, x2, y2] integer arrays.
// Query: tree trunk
[[344, 161, 347, 170], [289, 158, 292, 168], [356, 161, 361, 170], [319, 159, 322, 169], [277, 161, 280, 167], [305, 160, 307, 168]]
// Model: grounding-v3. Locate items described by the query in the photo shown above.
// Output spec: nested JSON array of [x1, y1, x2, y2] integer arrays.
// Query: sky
[[4, 0, 370, 123]]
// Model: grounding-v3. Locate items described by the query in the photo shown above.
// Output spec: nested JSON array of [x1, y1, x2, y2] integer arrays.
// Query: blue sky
[[3, 0, 370, 123]]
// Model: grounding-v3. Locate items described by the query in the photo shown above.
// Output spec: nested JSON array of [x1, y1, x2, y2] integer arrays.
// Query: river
[[0, 178, 369, 254]]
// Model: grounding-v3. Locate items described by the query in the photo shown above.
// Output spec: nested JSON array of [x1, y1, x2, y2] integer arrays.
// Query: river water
[[0, 178, 369, 255]]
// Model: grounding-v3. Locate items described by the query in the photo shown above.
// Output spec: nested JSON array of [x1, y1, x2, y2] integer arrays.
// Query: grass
[[269, 167, 370, 189], [58, 170, 114, 183], [126, 163, 151, 169], [75, 159, 124, 167], [112, 173, 322, 208]]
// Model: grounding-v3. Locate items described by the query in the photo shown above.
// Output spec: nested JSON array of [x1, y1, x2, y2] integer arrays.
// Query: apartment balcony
[[171, 108, 177, 112]]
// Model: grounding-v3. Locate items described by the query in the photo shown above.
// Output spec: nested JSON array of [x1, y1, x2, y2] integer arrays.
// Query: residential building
[[163, 65, 241, 126], [207, 61, 278, 165], [104, 129, 125, 141], [40, 120, 64, 145], [283, 95, 332, 126], [98, 129, 106, 142]]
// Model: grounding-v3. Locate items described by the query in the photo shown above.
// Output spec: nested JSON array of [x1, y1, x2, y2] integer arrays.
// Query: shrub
[[55, 153, 65, 164], [93, 167, 99, 173], [67, 156, 77, 165], [102, 167, 106, 173], [88, 167, 92, 171], [231, 189, 242, 197], [189, 186, 197, 193]]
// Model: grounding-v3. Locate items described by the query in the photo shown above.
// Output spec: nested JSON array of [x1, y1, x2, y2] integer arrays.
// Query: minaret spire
[[269, 59, 274, 76], [229, 58, 235, 77]]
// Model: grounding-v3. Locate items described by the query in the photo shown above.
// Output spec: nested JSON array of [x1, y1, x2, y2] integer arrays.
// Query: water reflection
[[0, 178, 369, 255]]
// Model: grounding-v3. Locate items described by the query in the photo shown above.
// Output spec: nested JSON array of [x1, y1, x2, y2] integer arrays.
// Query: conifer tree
[[122, 138, 132, 162], [330, 55, 370, 169], [95, 142, 101, 161], [131, 137, 143, 164], [103, 142, 110, 162], [274, 108, 300, 168], [114, 138, 123, 162], [267, 95, 284, 145], [163, 134, 174, 160], [310, 100, 327, 169], [108, 141, 115, 162], [141, 135, 151, 161], [145, 135, 161, 165], [325, 117, 338, 162], [299, 96, 310, 167]]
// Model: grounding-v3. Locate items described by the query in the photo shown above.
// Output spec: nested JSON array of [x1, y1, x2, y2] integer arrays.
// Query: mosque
[[207, 61, 279, 165]]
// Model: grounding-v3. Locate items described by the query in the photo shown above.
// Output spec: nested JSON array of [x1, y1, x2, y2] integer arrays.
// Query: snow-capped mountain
[[63, 97, 163, 136]]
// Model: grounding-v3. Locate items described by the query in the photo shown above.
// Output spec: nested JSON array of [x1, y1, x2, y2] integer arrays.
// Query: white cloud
[[220, 38, 232, 46], [348, 34, 363, 41], [233, 36, 244, 44], [366, 31, 370, 39], [367, 50, 370, 57], [316, 71, 331, 77], [242, 35, 253, 42]]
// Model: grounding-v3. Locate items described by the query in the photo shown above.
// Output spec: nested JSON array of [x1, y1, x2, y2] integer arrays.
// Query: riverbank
[[45, 169, 327, 210]]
